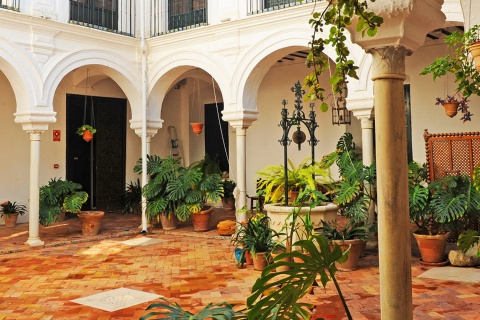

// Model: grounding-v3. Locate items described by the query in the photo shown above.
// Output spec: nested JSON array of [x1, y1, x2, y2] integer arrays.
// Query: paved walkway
[[0, 210, 479, 319]]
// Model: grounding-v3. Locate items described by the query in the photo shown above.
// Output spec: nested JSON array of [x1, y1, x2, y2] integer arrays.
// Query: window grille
[[0, 0, 20, 11], [69, 0, 135, 37], [248, 0, 316, 15], [151, 0, 207, 36]]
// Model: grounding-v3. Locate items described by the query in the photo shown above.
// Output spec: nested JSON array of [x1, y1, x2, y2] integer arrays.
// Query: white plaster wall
[[0, 71, 30, 224], [406, 40, 480, 165]]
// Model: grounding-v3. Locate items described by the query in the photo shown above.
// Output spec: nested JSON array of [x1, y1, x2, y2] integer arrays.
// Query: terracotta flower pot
[[82, 130, 93, 142], [191, 206, 213, 232], [244, 250, 253, 265], [468, 41, 480, 72], [413, 232, 450, 264], [222, 198, 235, 210], [253, 251, 269, 271], [3, 213, 19, 228], [190, 123, 204, 135], [271, 250, 291, 272], [330, 239, 364, 271], [443, 102, 459, 118], [77, 211, 104, 236], [160, 213, 178, 230]]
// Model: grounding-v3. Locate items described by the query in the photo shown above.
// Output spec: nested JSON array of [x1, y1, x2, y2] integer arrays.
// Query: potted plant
[[420, 25, 480, 122], [164, 158, 223, 232], [322, 132, 377, 225], [1, 201, 27, 227], [256, 157, 333, 205], [408, 161, 480, 264], [39, 178, 88, 226], [314, 219, 370, 271], [247, 234, 353, 319], [122, 179, 142, 214], [76, 124, 96, 142], [221, 179, 236, 210], [434, 94, 469, 118], [136, 155, 182, 230], [467, 25, 480, 71], [231, 214, 282, 270]]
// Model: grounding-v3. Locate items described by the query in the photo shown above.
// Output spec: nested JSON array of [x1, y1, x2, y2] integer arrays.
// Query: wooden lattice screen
[[424, 129, 480, 182], [424, 129, 480, 241]]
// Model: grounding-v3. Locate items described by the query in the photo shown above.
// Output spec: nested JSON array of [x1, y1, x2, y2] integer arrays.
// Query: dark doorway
[[204, 103, 229, 173], [66, 94, 127, 211]]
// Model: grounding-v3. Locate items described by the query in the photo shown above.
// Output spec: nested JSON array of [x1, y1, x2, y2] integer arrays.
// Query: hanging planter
[[76, 124, 96, 142], [442, 102, 460, 118], [468, 41, 480, 72], [191, 122, 204, 135]]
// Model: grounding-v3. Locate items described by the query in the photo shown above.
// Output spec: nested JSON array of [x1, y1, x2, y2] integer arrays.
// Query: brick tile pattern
[[0, 210, 479, 319]]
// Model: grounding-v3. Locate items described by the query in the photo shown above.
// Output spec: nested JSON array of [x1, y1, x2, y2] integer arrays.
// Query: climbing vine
[[305, 0, 383, 112]]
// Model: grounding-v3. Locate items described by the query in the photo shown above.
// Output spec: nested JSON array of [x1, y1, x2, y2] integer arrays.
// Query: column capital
[[14, 111, 56, 132], [222, 109, 259, 129], [347, 0, 445, 52], [369, 46, 411, 80], [346, 95, 375, 121], [130, 118, 164, 137]]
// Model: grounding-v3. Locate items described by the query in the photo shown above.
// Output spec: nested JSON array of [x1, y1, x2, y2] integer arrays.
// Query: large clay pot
[[77, 211, 104, 236], [253, 251, 269, 271], [331, 239, 364, 271], [3, 213, 19, 228], [160, 213, 178, 230], [191, 206, 213, 232], [413, 232, 450, 264]]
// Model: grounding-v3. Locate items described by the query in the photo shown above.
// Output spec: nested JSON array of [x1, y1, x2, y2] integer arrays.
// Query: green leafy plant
[[76, 124, 96, 136], [305, 0, 383, 112], [457, 230, 480, 257], [0, 201, 27, 217], [140, 299, 243, 320], [247, 235, 352, 320], [420, 25, 480, 122], [256, 157, 333, 205], [123, 179, 142, 214], [221, 179, 236, 201], [230, 214, 283, 259], [322, 132, 376, 223], [408, 161, 480, 235], [316, 219, 370, 242], [39, 178, 88, 226], [135, 155, 183, 221]]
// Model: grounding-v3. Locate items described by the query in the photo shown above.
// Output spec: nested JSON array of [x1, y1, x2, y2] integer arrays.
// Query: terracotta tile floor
[[1, 209, 479, 319]]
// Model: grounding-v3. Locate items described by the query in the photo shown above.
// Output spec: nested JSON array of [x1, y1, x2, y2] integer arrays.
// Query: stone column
[[131, 119, 163, 231], [348, 97, 375, 225], [370, 46, 412, 320], [25, 131, 44, 247], [236, 127, 247, 221], [222, 109, 258, 223]]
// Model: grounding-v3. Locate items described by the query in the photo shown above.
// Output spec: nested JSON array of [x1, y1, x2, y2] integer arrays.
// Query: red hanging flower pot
[[191, 123, 204, 135], [76, 125, 96, 142], [82, 130, 93, 142]]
